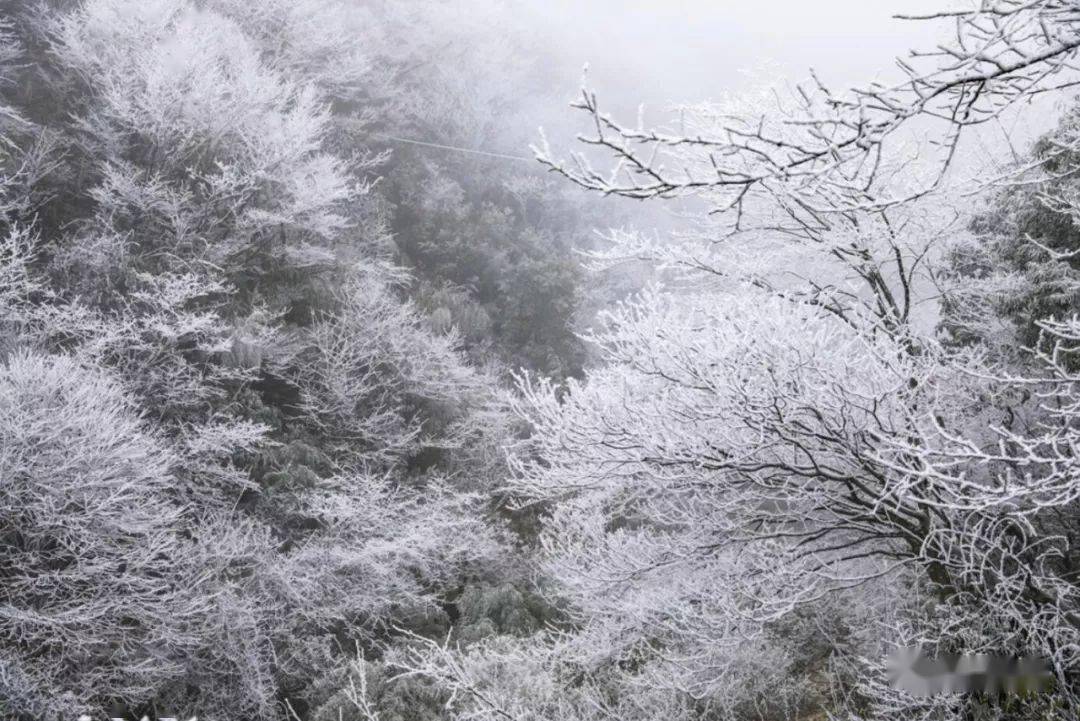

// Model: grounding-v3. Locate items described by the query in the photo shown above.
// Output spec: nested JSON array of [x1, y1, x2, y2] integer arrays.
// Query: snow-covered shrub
[[0, 351, 273, 718]]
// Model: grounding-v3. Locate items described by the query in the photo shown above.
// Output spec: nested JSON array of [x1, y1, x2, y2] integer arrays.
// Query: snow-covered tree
[[377, 4, 1080, 721], [0, 351, 280, 719]]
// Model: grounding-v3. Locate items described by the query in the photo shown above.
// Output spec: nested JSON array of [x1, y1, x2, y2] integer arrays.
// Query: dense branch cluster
[[386, 4, 1080, 721]]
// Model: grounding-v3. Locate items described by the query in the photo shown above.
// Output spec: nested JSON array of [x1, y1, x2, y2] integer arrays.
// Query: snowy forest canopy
[[2, 1, 1080, 720]]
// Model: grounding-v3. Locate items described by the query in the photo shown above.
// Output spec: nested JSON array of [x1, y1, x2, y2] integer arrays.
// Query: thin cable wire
[[374, 133, 534, 162]]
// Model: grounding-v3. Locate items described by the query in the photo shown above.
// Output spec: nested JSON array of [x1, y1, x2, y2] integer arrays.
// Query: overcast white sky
[[523, 1, 951, 106]]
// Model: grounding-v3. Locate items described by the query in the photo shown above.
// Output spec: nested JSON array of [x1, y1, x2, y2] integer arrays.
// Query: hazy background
[[527, 0, 949, 104], [507, 1, 1061, 163]]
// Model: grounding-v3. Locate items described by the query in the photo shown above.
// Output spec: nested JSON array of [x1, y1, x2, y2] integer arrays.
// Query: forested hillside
[[2, 2, 1080, 721], [0, 1, 585, 717]]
